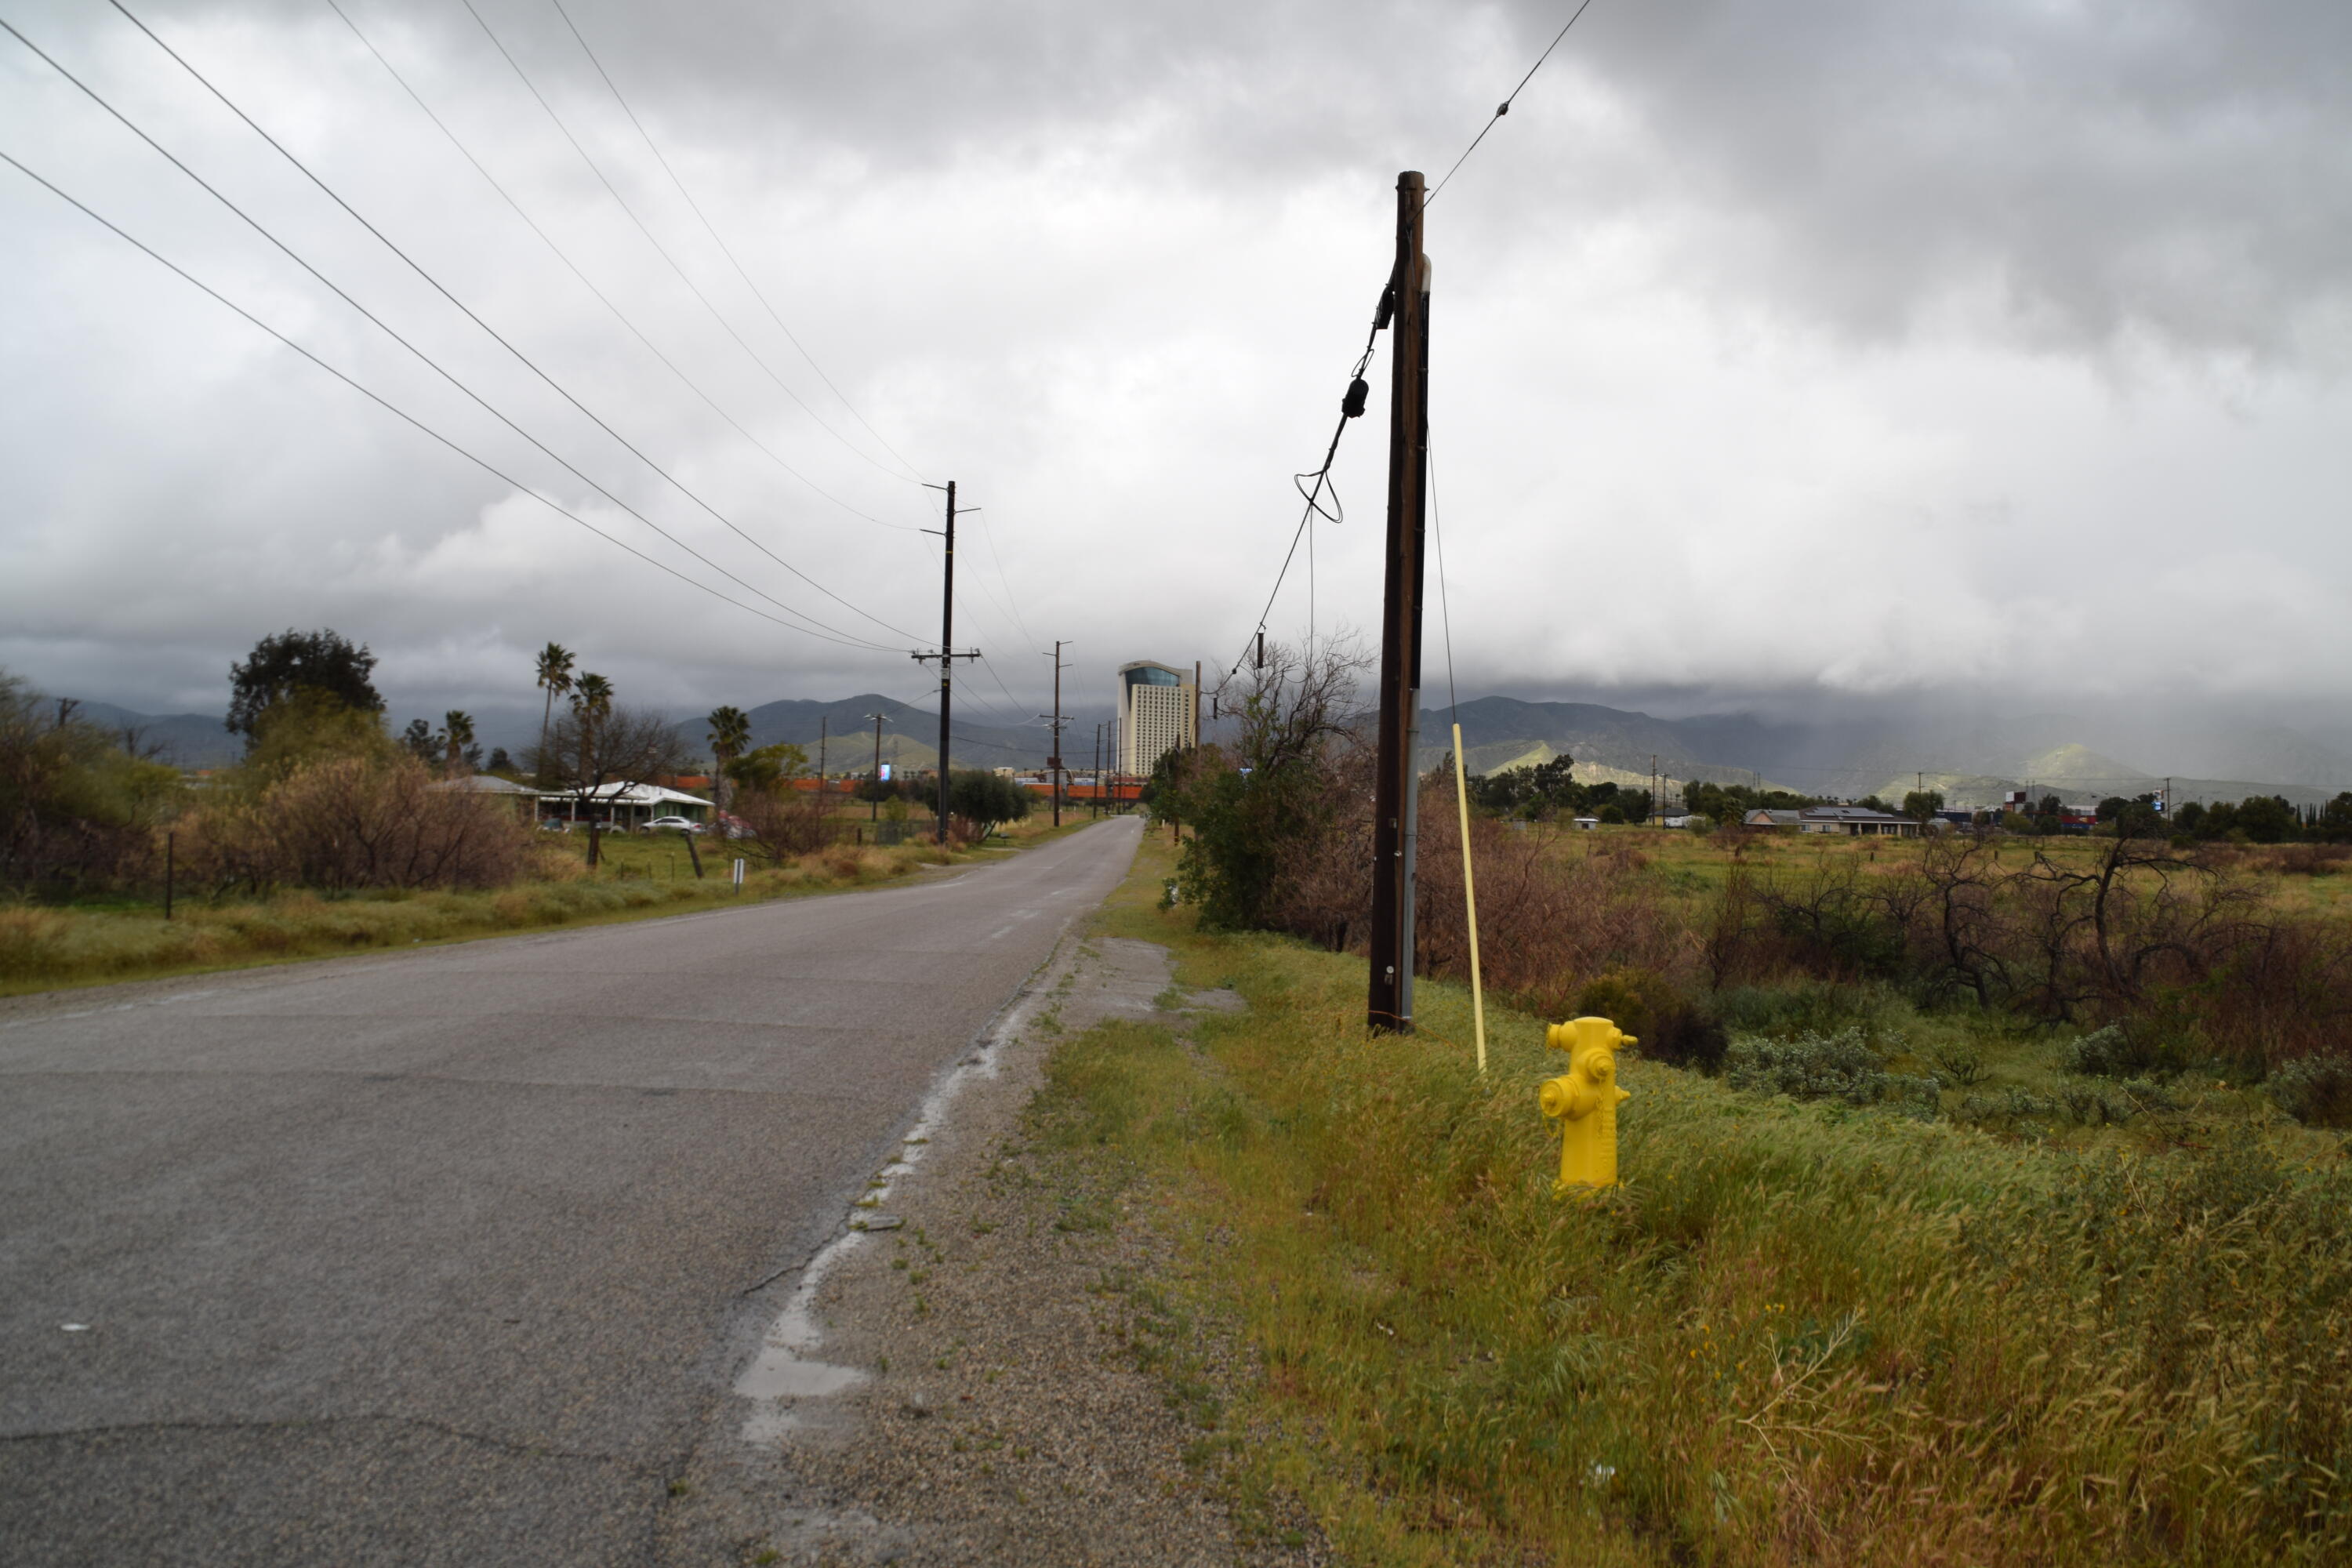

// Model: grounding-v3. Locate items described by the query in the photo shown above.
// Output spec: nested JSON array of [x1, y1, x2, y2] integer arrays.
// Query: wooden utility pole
[[1368, 169, 1429, 1034], [1043, 640, 1068, 829], [916, 481, 982, 846], [1093, 723, 1102, 819], [818, 717, 828, 786], [868, 711, 884, 822]]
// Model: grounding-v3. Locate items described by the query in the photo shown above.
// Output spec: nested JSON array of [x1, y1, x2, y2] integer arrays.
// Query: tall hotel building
[[1116, 661, 1196, 776]]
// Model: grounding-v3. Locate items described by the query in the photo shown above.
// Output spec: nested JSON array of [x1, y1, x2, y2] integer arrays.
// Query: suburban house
[[1744, 805, 1919, 837], [434, 775, 713, 828], [540, 782, 713, 829]]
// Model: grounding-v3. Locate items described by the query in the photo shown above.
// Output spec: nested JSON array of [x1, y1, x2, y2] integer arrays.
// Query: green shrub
[[1926, 1040, 1990, 1089], [2268, 1053, 2352, 1127], [1724, 1026, 1927, 1112], [2060, 1022, 2195, 1078], [1574, 967, 1729, 1074]]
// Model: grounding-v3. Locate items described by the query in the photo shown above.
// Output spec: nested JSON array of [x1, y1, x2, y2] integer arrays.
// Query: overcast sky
[[5, 0, 2349, 738]]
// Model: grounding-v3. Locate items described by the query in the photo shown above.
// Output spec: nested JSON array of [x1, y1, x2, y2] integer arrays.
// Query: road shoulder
[[667, 919, 1319, 1566]]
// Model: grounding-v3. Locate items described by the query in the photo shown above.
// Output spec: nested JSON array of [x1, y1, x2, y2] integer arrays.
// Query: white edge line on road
[[731, 906, 1096, 1446]]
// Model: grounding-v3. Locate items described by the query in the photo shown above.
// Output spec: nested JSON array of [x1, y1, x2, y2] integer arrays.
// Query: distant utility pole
[[1041, 640, 1069, 829], [1651, 754, 1660, 827], [868, 711, 885, 822], [819, 717, 829, 786], [1093, 723, 1103, 819], [916, 481, 982, 845], [1368, 169, 1429, 1035]]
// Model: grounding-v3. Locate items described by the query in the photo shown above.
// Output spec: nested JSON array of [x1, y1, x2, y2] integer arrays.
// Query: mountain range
[[57, 691, 2352, 810], [1408, 696, 2352, 811]]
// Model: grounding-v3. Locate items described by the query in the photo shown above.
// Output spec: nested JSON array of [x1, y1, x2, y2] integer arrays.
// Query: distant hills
[[1407, 695, 2352, 811], [67, 702, 241, 768], [56, 688, 2352, 809]]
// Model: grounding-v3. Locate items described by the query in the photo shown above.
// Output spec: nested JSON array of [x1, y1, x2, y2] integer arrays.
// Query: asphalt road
[[0, 816, 1143, 1566]]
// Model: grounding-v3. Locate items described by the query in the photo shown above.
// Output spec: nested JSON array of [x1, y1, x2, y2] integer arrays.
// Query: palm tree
[[534, 642, 575, 775], [706, 704, 752, 821], [567, 673, 616, 851], [572, 672, 614, 721], [442, 710, 476, 777]]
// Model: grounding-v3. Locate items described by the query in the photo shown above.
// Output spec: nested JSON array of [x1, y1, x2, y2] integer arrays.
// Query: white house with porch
[[537, 782, 713, 829]]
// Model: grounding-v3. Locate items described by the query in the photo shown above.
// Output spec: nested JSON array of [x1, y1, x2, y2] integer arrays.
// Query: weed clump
[[1574, 967, 1727, 1074], [1723, 1025, 1936, 1115], [2267, 1053, 2352, 1126]]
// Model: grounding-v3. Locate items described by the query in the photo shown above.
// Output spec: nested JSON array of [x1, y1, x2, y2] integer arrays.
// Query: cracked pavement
[[0, 817, 1142, 1566]]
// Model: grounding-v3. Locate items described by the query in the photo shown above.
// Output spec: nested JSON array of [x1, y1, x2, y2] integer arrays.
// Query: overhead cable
[[321, 0, 924, 535], [0, 150, 886, 650], [1229, 281, 1388, 677], [1428, 0, 1600, 204], [105, 0, 923, 644], [2, 14, 900, 651], [546, 0, 926, 485], [458, 0, 920, 499]]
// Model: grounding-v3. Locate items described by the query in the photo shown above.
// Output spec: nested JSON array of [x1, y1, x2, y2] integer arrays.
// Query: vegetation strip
[[1056, 831, 2352, 1564]]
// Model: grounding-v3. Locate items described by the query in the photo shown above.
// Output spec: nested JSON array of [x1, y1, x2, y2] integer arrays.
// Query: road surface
[[0, 816, 1142, 1565]]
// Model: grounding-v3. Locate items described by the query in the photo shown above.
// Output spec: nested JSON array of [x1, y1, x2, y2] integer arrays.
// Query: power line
[[1427, 0, 1600, 205], [105, 0, 922, 645], [2, 13, 900, 652], [546, 0, 925, 486], [1229, 284, 1387, 677], [0, 148, 882, 649], [321, 0, 924, 536], [457, 0, 917, 499], [970, 512, 1040, 651]]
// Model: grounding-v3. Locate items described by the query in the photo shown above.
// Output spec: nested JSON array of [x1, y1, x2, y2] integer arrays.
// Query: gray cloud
[[3, 0, 2348, 747]]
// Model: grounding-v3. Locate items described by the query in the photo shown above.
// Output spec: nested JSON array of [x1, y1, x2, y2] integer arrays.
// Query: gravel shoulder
[[659, 927, 1320, 1566]]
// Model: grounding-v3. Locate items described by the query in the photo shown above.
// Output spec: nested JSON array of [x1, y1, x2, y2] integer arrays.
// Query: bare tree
[[1156, 633, 1371, 931], [532, 702, 688, 868]]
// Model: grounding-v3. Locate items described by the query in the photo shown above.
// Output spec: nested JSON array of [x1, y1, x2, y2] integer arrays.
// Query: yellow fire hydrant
[[1539, 1016, 1634, 1192]]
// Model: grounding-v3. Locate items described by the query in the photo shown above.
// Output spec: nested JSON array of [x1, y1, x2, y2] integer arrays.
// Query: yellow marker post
[[1451, 721, 1487, 1074], [1539, 1016, 1635, 1191]]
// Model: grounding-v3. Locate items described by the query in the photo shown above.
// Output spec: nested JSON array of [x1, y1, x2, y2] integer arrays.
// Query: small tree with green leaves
[[1902, 789, 1946, 823], [228, 629, 383, 749]]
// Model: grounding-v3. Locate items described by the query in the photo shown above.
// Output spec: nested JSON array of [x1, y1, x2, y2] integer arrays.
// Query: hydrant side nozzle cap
[[1621, 1033, 1638, 1047]]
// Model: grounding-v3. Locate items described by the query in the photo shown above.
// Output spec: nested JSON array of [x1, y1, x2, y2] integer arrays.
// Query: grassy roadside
[[0, 812, 1108, 998], [1032, 832, 2352, 1564]]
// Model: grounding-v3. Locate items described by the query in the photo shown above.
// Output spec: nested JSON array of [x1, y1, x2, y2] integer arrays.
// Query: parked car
[[645, 815, 702, 833], [537, 818, 572, 833]]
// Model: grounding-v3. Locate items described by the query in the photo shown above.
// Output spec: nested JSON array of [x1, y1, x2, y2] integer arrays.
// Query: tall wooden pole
[[1051, 639, 1065, 828], [936, 481, 956, 846], [1368, 170, 1429, 1034]]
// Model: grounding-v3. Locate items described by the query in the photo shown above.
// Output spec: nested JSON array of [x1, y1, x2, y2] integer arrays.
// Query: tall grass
[[1039, 836, 2352, 1564], [0, 841, 929, 993]]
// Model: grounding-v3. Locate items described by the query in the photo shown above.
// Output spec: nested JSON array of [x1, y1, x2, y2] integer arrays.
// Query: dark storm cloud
[[3, 0, 2349, 731]]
